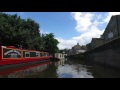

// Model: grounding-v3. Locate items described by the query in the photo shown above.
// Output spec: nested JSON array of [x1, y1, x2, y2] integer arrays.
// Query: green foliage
[[59, 50, 64, 53], [0, 12, 59, 53], [41, 33, 59, 54], [0, 12, 41, 50]]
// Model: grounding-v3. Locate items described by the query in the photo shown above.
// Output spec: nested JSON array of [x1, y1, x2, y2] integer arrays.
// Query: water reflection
[[1, 58, 120, 78], [55, 59, 93, 78], [91, 64, 120, 78], [0, 62, 50, 78]]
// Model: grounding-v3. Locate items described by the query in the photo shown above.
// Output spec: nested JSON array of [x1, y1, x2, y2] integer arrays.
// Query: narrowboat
[[0, 46, 51, 66]]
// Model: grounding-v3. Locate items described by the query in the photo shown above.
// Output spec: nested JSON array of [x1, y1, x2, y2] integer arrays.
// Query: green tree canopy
[[42, 33, 59, 54], [0, 12, 60, 54], [0, 12, 41, 50]]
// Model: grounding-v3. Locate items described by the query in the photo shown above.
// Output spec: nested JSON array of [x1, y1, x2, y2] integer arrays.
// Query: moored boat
[[0, 46, 51, 66]]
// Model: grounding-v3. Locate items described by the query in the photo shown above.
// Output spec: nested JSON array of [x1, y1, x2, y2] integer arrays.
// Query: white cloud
[[56, 27, 104, 50], [57, 12, 107, 50], [71, 12, 94, 32], [97, 14, 102, 20], [104, 12, 120, 23], [40, 29, 49, 35], [57, 64, 93, 78], [72, 28, 104, 45], [56, 38, 77, 49], [40, 12, 120, 50]]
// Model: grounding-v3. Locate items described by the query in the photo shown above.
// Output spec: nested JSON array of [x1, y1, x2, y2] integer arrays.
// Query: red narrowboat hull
[[0, 57, 51, 66], [0, 46, 51, 66]]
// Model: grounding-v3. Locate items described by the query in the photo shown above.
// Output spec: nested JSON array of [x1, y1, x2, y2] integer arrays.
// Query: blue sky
[[4, 12, 120, 49], [4, 12, 77, 39]]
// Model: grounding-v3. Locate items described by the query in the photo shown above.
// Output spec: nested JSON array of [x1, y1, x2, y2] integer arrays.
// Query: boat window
[[36, 52, 40, 57], [44, 53, 47, 56], [40, 53, 43, 57], [43, 53, 45, 56], [42, 53, 45, 56], [44, 53, 46, 56], [25, 52, 30, 57]]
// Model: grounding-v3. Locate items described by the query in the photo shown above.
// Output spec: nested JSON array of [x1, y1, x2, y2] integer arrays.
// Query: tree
[[42, 33, 59, 54], [0, 13, 59, 54], [0, 12, 42, 50]]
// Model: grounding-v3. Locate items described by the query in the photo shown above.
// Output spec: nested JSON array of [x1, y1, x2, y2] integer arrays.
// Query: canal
[[0, 59, 120, 78]]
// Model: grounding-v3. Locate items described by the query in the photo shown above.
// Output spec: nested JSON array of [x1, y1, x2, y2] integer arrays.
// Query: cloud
[[56, 27, 104, 50], [56, 38, 77, 49], [72, 28, 104, 45], [71, 12, 94, 32], [57, 12, 108, 50], [57, 64, 93, 78], [104, 12, 120, 23], [39, 12, 120, 50], [40, 29, 50, 35]]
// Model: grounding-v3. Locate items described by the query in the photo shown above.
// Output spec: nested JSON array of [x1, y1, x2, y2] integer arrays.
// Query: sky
[[4, 12, 120, 50]]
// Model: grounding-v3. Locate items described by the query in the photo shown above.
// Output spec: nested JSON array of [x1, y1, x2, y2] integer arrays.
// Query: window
[[42, 53, 45, 56], [36, 52, 40, 57], [25, 52, 30, 57], [40, 53, 43, 57], [43, 53, 46, 56], [44, 53, 47, 56]]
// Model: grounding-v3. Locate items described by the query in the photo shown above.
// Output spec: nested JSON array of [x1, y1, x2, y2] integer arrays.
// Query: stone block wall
[[103, 16, 118, 43], [84, 37, 120, 69]]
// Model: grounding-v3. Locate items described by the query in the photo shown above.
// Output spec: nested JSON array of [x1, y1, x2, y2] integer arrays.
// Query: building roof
[[72, 43, 81, 49], [91, 38, 103, 43]]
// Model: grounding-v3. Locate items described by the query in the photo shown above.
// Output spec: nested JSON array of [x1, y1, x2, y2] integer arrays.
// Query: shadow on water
[[0, 58, 120, 78], [69, 58, 120, 78], [91, 64, 120, 78]]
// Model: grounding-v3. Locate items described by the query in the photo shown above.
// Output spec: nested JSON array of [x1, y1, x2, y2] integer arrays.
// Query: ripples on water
[[0, 59, 120, 78], [0, 62, 50, 78], [56, 63, 93, 78]]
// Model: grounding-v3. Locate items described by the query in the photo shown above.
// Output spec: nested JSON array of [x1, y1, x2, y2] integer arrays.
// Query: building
[[72, 43, 81, 51], [86, 38, 104, 51], [102, 15, 120, 43], [67, 43, 86, 55], [76, 50, 86, 54], [86, 43, 91, 51], [90, 38, 104, 49], [86, 15, 120, 51]]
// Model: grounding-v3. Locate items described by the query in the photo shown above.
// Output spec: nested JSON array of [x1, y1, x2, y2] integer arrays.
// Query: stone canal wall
[[84, 37, 120, 69]]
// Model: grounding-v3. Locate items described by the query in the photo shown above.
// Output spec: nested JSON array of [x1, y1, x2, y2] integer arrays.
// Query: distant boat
[[54, 53, 67, 60]]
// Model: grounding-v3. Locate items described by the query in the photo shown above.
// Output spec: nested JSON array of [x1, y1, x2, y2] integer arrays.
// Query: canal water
[[0, 59, 120, 78]]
